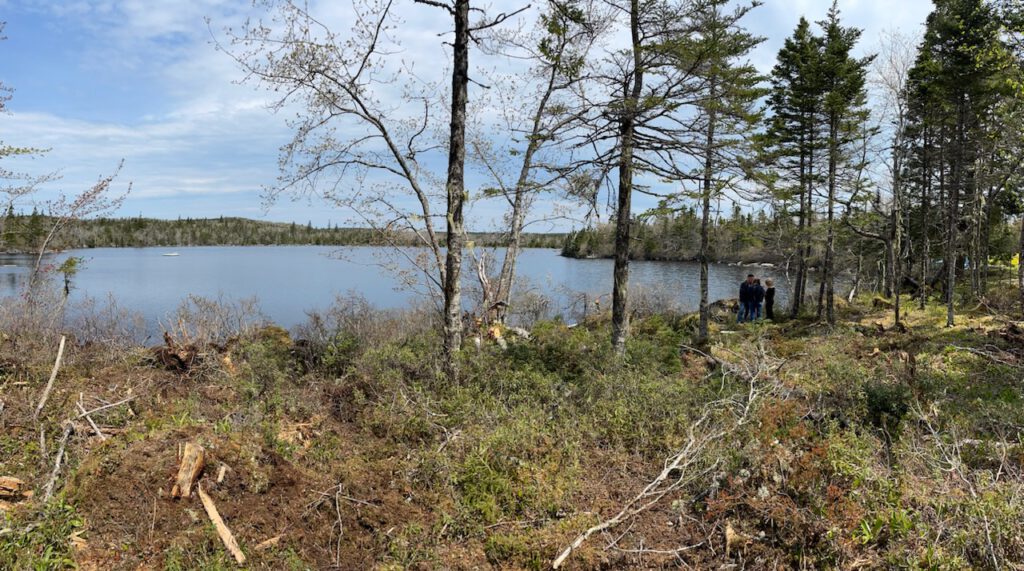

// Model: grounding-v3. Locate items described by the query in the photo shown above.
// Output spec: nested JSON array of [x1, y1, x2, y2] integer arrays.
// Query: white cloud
[[4, 0, 937, 227]]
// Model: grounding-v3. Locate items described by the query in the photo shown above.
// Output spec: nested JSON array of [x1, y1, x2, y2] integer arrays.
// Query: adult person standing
[[752, 278, 766, 320], [738, 274, 755, 323], [764, 278, 776, 320]]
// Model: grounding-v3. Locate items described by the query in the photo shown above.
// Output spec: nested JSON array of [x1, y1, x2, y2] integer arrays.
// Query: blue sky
[[1, 0, 935, 230]]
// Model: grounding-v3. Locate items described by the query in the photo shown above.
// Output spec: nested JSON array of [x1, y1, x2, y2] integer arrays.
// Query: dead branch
[[41, 422, 74, 501], [77, 402, 106, 440], [552, 337, 784, 568], [950, 344, 1022, 370], [197, 484, 246, 564], [34, 335, 66, 419], [74, 396, 134, 420]]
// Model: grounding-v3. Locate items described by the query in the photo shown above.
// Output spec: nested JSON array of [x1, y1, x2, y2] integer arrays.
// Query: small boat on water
[[162, 252, 180, 257]]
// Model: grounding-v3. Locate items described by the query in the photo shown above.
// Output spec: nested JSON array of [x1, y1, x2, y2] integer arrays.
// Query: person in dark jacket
[[764, 278, 776, 320], [752, 278, 766, 320], [737, 274, 755, 323]]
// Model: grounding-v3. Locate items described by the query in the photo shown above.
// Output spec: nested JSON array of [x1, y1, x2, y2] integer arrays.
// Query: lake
[[0, 246, 799, 335]]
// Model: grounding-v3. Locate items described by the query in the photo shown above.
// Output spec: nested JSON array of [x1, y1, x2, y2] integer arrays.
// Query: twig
[[74, 396, 134, 420], [552, 336, 782, 569], [34, 335, 66, 419], [77, 395, 106, 440], [42, 423, 74, 501], [950, 344, 1022, 369], [333, 489, 344, 566]]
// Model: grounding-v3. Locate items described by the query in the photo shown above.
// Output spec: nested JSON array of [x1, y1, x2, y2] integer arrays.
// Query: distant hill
[[0, 213, 566, 251]]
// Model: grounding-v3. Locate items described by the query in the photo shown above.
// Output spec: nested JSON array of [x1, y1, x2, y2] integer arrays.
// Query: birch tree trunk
[[442, 0, 470, 376]]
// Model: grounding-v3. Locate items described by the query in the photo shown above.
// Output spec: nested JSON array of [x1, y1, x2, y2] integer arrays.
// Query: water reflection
[[0, 246, 803, 331]]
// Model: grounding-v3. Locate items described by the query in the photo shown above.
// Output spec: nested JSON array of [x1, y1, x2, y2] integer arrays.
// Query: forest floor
[[1, 289, 1023, 570]]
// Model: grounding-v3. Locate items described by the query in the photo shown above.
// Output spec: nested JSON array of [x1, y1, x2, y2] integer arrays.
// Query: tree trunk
[[493, 59, 562, 324], [790, 127, 806, 319], [442, 0, 470, 376], [945, 112, 960, 328], [611, 126, 634, 355], [698, 81, 716, 343], [824, 113, 837, 325], [611, 0, 643, 356], [804, 128, 816, 316], [919, 128, 931, 310], [1019, 216, 1024, 318]]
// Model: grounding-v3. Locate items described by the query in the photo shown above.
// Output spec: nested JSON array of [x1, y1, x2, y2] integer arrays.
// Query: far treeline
[[0, 212, 566, 250], [561, 205, 1021, 267]]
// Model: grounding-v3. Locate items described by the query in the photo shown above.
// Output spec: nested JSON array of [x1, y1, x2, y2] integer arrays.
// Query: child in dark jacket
[[764, 278, 776, 320]]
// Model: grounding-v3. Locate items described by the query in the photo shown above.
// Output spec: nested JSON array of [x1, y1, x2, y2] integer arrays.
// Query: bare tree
[[30, 166, 129, 288], [219, 0, 525, 376], [469, 0, 598, 323], [841, 30, 915, 324]]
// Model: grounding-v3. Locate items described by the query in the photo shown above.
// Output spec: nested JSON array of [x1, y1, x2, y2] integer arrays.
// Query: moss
[[0, 501, 82, 570]]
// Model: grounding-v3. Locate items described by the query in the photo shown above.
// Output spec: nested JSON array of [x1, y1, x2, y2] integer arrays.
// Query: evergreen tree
[[905, 0, 1008, 325], [816, 2, 873, 325], [685, 0, 766, 341], [765, 17, 825, 317]]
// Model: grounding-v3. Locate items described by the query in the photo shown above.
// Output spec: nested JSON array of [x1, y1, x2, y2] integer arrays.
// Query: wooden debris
[[69, 529, 88, 550], [42, 423, 74, 501], [216, 465, 227, 484], [77, 398, 106, 440], [171, 442, 205, 499], [74, 396, 134, 421], [34, 335, 66, 419], [0, 476, 27, 499], [725, 522, 740, 558], [255, 534, 282, 551], [153, 332, 200, 372], [197, 485, 246, 564]]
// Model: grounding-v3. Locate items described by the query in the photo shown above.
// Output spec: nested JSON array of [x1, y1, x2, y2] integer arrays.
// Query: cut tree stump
[[171, 442, 205, 499], [198, 485, 246, 564]]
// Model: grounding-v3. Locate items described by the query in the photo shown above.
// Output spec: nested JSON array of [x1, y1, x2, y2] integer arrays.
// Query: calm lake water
[[0, 246, 799, 335]]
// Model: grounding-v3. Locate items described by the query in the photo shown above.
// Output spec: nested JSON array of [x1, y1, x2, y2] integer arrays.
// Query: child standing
[[764, 278, 776, 320]]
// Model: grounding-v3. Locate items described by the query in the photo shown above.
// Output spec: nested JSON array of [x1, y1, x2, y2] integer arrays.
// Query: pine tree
[[816, 2, 873, 325], [905, 0, 1007, 326], [765, 17, 825, 317], [686, 0, 766, 341]]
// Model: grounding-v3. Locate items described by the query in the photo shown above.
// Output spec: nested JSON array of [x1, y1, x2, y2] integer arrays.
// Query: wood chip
[[254, 534, 282, 551], [197, 485, 246, 564], [216, 465, 227, 484], [0, 476, 27, 499]]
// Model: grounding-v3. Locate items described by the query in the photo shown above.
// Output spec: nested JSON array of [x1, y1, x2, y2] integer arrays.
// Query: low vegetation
[[1, 283, 1022, 570]]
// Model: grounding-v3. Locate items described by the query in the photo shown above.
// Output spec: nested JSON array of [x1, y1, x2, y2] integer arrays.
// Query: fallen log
[[171, 442, 205, 499], [197, 485, 246, 564]]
